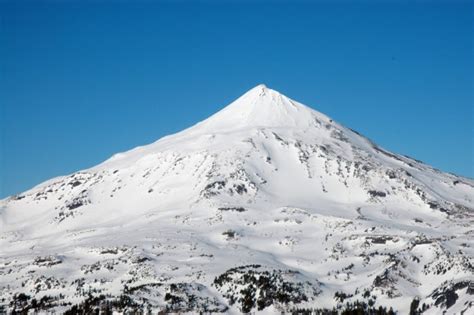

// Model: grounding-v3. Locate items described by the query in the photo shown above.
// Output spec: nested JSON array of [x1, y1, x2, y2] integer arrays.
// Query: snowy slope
[[1, 85, 473, 314]]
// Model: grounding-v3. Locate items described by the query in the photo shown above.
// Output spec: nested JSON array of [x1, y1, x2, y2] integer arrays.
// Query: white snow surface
[[1, 85, 473, 314]]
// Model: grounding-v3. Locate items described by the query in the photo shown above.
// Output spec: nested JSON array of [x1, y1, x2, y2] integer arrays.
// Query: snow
[[1, 85, 473, 314]]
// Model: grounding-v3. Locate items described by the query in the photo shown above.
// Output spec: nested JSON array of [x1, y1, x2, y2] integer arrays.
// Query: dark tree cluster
[[213, 265, 317, 313], [292, 301, 396, 315]]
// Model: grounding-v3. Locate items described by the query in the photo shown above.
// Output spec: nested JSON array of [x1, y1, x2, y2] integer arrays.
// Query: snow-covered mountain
[[1, 85, 473, 314]]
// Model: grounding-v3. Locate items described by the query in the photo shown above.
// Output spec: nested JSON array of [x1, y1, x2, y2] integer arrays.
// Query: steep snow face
[[1, 85, 473, 314]]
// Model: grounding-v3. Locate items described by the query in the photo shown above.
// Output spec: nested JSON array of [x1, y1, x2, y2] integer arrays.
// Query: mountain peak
[[190, 85, 327, 133], [245, 83, 280, 99], [247, 83, 269, 97], [254, 83, 268, 90]]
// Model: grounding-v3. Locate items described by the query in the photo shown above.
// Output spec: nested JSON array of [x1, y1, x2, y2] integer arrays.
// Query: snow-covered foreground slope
[[1, 85, 473, 314]]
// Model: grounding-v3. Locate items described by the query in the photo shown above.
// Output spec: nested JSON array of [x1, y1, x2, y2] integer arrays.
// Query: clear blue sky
[[1, 1, 473, 198]]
